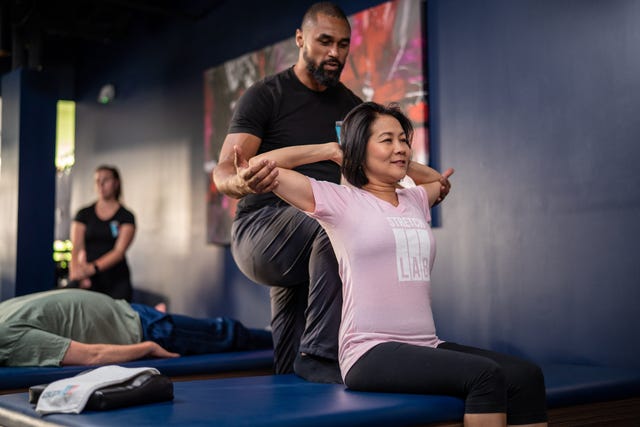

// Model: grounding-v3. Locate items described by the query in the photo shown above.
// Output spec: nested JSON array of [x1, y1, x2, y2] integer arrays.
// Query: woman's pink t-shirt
[[307, 179, 442, 379]]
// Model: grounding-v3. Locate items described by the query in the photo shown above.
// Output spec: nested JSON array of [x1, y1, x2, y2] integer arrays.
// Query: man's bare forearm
[[407, 161, 443, 185], [249, 143, 341, 170]]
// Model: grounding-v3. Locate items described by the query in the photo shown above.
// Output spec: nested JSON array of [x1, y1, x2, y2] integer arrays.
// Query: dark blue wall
[[25, 0, 639, 364], [0, 70, 57, 299], [428, 0, 640, 367]]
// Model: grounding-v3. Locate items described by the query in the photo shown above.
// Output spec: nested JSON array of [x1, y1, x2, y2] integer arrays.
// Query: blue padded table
[[0, 374, 465, 427], [0, 349, 273, 393], [1, 363, 640, 427]]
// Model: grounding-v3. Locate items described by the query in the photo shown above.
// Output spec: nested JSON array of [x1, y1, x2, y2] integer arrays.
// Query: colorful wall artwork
[[204, 0, 427, 244]]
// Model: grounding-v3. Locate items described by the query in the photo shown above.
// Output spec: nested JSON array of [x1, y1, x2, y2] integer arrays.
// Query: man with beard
[[213, 2, 360, 384]]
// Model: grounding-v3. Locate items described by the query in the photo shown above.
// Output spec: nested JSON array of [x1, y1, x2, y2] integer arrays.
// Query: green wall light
[[55, 100, 76, 170]]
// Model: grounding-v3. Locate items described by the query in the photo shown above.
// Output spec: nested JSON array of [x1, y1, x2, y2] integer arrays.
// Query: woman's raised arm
[[406, 162, 455, 207]]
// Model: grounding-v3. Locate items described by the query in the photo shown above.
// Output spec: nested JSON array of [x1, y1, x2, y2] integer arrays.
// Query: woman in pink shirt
[[234, 102, 547, 427]]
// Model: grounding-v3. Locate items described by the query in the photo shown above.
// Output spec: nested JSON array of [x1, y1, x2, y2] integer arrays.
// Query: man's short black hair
[[301, 2, 349, 29]]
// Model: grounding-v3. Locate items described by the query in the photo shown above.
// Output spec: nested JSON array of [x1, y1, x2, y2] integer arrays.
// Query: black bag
[[29, 370, 174, 411]]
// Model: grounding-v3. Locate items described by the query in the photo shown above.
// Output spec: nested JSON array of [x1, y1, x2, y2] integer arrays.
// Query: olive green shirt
[[0, 289, 142, 366]]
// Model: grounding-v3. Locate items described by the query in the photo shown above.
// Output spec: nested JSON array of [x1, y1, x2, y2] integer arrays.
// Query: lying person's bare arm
[[62, 340, 179, 366]]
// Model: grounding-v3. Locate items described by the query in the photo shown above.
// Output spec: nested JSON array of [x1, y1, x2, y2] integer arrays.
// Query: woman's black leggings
[[344, 341, 547, 425]]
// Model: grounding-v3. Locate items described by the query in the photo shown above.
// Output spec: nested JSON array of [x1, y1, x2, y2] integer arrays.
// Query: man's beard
[[304, 50, 344, 88]]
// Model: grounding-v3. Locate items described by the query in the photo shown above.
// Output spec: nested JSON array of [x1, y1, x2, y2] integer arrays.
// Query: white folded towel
[[36, 365, 159, 415]]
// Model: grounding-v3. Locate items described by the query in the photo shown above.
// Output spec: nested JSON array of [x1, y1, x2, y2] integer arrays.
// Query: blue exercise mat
[[0, 349, 273, 391]]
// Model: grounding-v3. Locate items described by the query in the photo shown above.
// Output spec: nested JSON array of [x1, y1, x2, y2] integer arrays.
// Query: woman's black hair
[[95, 165, 122, 200], [340, 102, 414, 188]]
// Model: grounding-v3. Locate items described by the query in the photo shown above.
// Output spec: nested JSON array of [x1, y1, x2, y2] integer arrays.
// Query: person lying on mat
[[0, 289, 272, 367]]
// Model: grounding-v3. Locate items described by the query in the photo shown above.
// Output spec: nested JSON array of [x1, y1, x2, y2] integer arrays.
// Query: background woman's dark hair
[[96, 165, 122, 200], [341, 102, 414, 188]]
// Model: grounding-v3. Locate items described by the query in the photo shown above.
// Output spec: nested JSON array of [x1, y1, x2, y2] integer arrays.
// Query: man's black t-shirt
[[228, 66, 361, 215]]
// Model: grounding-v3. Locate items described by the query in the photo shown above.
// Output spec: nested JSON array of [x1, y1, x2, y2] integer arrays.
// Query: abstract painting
[[204, 0, 427, 244]]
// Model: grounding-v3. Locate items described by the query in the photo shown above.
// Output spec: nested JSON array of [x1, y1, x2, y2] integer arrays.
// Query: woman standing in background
[[69, 165, 136, 301]]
